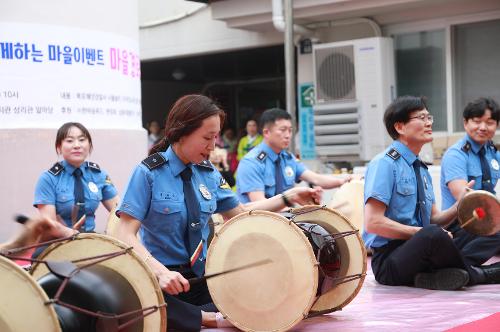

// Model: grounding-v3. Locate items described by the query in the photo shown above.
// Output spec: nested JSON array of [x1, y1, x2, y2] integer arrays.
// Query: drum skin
[[0, 255, 61, 332], [206, 210, 319, 332], [30, 233, 166, 332], [457, 190, 500, 236], [328, 179, 365, 233]]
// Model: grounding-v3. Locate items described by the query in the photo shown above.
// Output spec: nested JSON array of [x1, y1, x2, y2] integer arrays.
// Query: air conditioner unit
[[312, 37, 395, 162]]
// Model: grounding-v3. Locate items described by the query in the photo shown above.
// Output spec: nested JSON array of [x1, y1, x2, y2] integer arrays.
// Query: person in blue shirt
[[363, 96, 500, 291], [114, 95, 322, 331], [34, 122, 119, 232], [236, 108, 351, 203], [440, 97, 500, 265]]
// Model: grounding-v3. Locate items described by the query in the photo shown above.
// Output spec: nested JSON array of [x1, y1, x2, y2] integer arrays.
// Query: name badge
[[199, 184, 212, 200], [88, 182, 98, 193], [491, 159, 499, 171]]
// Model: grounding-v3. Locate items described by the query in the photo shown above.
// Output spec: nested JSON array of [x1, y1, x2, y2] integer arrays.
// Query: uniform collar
[[392, 140, 419, 166], [464, 134, 484, 154], [261, 142, 291, 161], [61, 160, 81, 175], [165, 146, 187, 177]]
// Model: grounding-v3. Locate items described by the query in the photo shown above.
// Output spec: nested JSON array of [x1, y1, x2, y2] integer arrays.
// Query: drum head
[[291, 206, 366, 314], [30, 233, 166, 332], [206, 210, 318, 332], [457, 190, 500, 236], [328, 179, 365, 232], [0, 255, 61, 332], [104, 207, 120, 238]]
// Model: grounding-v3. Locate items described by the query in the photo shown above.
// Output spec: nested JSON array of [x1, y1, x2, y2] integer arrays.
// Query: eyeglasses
[[409, 114, 434, 123]]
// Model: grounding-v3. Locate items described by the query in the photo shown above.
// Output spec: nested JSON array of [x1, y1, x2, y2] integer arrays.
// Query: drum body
[[206, 207, 366, 332], [292, 206, 366, 313], [30, 233, 166, 332], [457, 190, 500, 236], [0, 255, 61, 332]]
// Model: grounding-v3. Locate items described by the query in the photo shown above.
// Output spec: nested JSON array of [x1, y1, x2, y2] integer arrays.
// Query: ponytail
[[149, 137, 169, 156]]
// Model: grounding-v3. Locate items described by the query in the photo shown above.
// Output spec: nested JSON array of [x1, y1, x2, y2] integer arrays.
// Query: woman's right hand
[[157, 268, 191, 295]]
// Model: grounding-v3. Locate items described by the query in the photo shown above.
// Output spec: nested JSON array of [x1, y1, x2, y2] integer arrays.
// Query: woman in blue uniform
[[34, 122, 119, 232], [115, 94, 321, 331]]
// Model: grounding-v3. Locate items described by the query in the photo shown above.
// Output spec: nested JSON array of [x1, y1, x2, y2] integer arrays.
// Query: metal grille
[[315, 46, 355, 103]]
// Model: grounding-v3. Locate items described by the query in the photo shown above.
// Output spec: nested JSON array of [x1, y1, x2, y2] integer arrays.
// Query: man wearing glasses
[[440, 97, 500, 275], [363, 95, 500, 291]]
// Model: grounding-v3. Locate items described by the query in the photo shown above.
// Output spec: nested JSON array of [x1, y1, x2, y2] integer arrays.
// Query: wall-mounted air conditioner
[[312, 37, 395, 162]]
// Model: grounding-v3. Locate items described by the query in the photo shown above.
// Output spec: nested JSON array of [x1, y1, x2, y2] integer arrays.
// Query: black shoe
[[480, 264, 500, 284], [414, 268, 469, 290]]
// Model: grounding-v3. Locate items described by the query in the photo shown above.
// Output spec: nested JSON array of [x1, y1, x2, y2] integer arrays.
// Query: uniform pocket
[[150, 200, 183, 233], [396, 180, 415, 196]]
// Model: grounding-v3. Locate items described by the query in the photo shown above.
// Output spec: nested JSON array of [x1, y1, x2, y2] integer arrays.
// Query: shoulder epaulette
[[48, 162, 64, 176], [141, 153, 167, 170], [256, 151, 267, 162], [86, 161, 101, 172], [386, 148, 401, 160], [461, 142, 471, 153], [195, 160, 214, 171]]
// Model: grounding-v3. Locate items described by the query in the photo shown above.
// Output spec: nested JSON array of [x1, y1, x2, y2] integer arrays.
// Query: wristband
[[281, 194, 293, 207]]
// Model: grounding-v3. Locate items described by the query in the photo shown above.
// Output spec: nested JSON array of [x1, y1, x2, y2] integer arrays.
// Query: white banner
[[0, 23, 142, 129]]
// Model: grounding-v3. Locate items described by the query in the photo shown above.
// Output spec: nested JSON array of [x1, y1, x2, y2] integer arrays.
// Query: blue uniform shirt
[[362, 141, 435, 248], [441, 135, 500, 210], [236, 142, 306, 203], [117, 146, 239, 267], [34, 160, 117, 232]]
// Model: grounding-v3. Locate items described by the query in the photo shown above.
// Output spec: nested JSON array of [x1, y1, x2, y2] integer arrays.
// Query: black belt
[[165, 263, 191, 270]]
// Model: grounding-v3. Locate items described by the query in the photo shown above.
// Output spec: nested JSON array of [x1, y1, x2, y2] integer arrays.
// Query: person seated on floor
[[440, 97, 500, 265], [363, 95, 500, 291]]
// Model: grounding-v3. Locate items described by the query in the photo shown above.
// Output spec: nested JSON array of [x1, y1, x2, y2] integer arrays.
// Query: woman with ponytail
[[115, 94, 322, 331]]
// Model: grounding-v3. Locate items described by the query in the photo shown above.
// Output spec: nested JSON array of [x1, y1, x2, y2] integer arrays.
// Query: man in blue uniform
[[440, 97, 500, 266], [236, 108, 350, 203], [363, 96, 500, 291]]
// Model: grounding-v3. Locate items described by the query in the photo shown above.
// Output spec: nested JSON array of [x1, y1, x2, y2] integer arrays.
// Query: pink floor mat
[[204, 257, 500, 331]]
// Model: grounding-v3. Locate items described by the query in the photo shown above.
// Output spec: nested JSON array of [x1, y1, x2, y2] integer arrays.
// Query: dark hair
[[150, 94, 225, 155], [55, 122, 93, 153], [463, 97, 500, 123], [383, 96, 428, 140], [259, 108, 291, 130]]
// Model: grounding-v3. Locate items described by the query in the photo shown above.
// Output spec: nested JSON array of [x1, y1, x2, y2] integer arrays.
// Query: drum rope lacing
[[0, 233, 167, 331]]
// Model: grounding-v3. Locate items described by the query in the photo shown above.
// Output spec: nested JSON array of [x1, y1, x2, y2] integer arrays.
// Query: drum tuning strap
[[0, 233, 80, 261]]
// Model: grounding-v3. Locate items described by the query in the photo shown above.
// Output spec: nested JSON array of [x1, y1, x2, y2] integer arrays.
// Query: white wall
[[0, 0, 146, 241], [139, 3, 284, 60]]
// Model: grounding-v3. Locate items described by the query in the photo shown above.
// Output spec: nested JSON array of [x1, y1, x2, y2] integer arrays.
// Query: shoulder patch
[[219, 177, 231, 190], [105, 175, 114, 185], [256, 151, 267, 162], [141, 153, 167, 170], [48, 162, 64, 176], [461, 142, 471, 153], [87, 161, 101, 172], [195, 160, 214, 171], [386, 148, 401, 160]]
